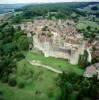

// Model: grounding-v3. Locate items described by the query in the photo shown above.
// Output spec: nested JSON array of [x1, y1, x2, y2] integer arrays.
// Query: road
[[29, 60, 62, 74]]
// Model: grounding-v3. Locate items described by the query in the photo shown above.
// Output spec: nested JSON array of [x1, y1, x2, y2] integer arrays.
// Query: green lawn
[[16, 59, 60, 100], [0, 82, 34, 100], [0, 51, 83, 100], [0, 59, 60, 100], [25, 51, 84, 75], [76, 20, 99, 30]]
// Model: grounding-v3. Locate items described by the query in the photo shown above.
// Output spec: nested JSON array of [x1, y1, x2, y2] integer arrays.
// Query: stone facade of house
[[83, 63, 99, 79]]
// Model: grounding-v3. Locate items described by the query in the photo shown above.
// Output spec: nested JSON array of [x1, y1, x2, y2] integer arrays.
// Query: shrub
[[18, 82, 25, 88], [1, 75, 8, 83], [0, 91, 4, 100], [0, 95, 4, 100], [8, 74, 17, 86], [17, 36, 29, 50], [91, 6, 98, 11], [47, 91, 54, 97], [47, 32, 53, 37], [0, 91, 3, 95], [42, 26, 48, 31], [8, 78, 17, 86], [13, 52, 25, 61]]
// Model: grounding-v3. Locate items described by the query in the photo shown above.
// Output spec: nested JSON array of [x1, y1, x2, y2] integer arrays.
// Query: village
[[15, 19, 85, 64], [0, 2, 99, 100], [14, 18, 99, 78]]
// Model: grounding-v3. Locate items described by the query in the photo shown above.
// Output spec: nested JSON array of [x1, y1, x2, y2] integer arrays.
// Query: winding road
[[28, 60, 62, 74]]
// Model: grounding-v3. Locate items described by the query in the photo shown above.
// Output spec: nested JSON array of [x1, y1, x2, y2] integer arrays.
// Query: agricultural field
[[76, 20, 99, 30]]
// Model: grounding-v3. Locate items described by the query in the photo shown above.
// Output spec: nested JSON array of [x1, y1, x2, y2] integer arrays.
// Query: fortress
[[15, 19, 85, 64]]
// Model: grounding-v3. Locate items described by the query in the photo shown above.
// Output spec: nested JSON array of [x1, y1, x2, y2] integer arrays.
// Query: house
[[83, 63, 99, 79]]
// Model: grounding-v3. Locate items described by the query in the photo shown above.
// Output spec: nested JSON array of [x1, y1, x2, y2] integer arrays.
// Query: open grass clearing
[[25, 51, 84, 75], [16, 59, 60, 100], [76, 20, 99, 30], [0, 51, 84, 100]]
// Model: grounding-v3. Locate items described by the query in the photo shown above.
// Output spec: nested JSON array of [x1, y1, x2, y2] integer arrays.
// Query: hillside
[[0, 2, 99, 100], [0, 4, 27, 13]]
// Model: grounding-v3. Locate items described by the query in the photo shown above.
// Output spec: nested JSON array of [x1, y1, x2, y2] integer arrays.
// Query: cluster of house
[[14, 19, 99, 78], [84, 62, 99, 79], [14, 19, 86, 64]]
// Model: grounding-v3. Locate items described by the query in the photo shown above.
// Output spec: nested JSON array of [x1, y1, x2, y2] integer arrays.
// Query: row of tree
[[12, 3, 87, 24], [57, 72, 99, 100], [0, 22, 29, 85]]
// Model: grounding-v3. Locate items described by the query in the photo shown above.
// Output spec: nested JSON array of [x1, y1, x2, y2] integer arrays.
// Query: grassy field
[[0, 82, 34, 100], [0, 60, 59, 100], [0, 51, 83, 100], [0, 59, 60, 100], [80, 4, 99, 13], [25, 51, 84, 75], [76, 20, 99, 31], [17, 59, 60, 98]]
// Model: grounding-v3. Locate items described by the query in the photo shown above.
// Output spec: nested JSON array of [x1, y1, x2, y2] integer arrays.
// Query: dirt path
[[28, 60, 62, 74], [86, 48, 92, 63]]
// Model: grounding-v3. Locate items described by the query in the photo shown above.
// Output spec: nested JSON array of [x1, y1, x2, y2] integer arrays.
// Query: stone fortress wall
[[14, 19, 85, 64]]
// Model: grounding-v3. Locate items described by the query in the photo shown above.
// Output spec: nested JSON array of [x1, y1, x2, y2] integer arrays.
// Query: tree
[[12, 15, 22, 23], [0, 23, 28, 87], [78, 50, 89, 67], [2, 25, 15, 35], [58, 72, 99, 100], [2, 42, 17, 55], [86, 26, 91, 31], [17, 36, 29, 50], [91, 6, 98, 11], [13, 30, 23, 40]]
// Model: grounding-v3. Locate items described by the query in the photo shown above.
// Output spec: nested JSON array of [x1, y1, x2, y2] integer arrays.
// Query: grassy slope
[[17, 60, 60, 98], [0, 59, 59, 100], [0, 82, 34, 100], [0, 51, 83, 100], [25, 51, 83, 75], [0, 60, 59, 100]]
